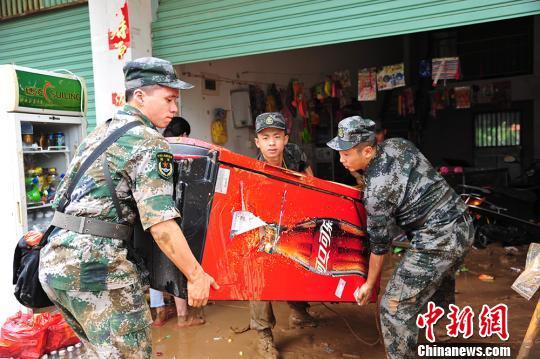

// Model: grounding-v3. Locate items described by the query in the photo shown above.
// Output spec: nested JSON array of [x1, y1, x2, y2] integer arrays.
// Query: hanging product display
[[419, 59, 432, 78], [291, 80, 308, 118], [211, 108, 228, 145], [432, 57, 460, 86], [249, 85, 266, 120], [430, 87, 449, 117], [280, 89, 294, 135], [333, 70, 352, 89], [377, 63, 405, 91], [358, 67, 377, 101], [266, 83, 282, 112], [397, 87, 415, 116], [454, 86, 471, 109]]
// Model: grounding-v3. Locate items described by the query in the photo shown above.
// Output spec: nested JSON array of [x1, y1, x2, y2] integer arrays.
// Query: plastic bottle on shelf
[[46, 168, 59, 202], [73, 342, 85, 357], [26, 177, 41, 203], [66, 346, 75, 358], [55, 132, 66, 147]]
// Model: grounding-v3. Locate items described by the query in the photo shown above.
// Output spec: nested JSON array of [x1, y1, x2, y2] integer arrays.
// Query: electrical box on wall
[[230, 89, 252, 128]]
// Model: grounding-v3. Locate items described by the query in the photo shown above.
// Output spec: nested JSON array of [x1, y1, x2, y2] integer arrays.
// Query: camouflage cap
[[255, 112, 287, 133], [327, 116, 376, 151], [123, 57, 194, 91]]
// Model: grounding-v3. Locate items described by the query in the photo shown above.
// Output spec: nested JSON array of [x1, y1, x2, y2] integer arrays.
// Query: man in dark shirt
[[327, 116, 474, 359]]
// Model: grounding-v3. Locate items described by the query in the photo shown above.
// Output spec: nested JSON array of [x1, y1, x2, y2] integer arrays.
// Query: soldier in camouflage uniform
[[250, 112, 315, 358], [327, 116, 474, 359], [39, 57, 218, 358]]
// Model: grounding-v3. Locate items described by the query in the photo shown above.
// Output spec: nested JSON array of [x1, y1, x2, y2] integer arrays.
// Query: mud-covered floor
[[151, 243, 539, 358]]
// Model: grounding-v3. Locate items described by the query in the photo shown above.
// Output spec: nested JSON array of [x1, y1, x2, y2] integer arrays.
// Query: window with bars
[[474, 111, 521, 147]]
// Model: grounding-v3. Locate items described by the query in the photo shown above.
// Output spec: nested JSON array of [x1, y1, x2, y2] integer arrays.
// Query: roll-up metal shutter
[[152, 0, 540, 64], [0, 3, 95, 131]]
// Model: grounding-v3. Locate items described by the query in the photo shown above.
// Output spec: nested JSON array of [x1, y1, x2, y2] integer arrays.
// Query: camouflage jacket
[[363, 138, 467, 255], [39, 105, 180, 291], [257, 143, 309, 172]]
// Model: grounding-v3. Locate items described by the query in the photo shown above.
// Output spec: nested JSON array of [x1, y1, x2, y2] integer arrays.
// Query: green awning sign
[[16, 69, 85, 113]]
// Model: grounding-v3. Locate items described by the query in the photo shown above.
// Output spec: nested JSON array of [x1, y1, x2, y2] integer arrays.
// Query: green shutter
[[152, 0, 540, 64], [0, 4, 95, 131]]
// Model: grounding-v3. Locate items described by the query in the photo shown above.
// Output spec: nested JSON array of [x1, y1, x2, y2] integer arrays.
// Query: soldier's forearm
[[149, 219, 203, 282], [366, 252, 385, 288]]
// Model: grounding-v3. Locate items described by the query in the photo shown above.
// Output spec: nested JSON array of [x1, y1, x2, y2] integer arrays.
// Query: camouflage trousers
[[380, 213, 474, 359], [41, 281, 153, 358], [249, 301, 309, 330]]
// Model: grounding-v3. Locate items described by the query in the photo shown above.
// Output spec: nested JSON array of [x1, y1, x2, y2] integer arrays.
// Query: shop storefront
[[151, 1, 540, 184]]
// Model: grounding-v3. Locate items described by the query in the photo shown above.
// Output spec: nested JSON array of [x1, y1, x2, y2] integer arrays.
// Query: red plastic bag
[[1, 311, 51, 359], [0, 336, 23, 358], [44, 312, 80, 353]]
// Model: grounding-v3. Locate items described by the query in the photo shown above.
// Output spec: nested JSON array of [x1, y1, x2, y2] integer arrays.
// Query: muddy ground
[[151, 243, 539, 358]]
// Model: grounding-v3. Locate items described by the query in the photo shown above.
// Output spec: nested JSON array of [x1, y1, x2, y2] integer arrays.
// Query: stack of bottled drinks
[[40, 342, 85, 358]]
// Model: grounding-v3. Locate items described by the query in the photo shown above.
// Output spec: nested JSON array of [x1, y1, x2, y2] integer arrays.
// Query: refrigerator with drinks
[[0, 65, 87, 318]]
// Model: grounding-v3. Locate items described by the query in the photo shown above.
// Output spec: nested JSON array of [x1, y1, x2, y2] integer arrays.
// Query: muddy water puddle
[[151, 243, 538, 358]]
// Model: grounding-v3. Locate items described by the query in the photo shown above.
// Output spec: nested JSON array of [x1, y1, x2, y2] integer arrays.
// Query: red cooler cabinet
[[134, 138, 377, 303]]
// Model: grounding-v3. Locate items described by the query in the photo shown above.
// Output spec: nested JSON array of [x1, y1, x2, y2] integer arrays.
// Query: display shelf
[[27, 203, 53, 210], [23, 149, 69, 154]]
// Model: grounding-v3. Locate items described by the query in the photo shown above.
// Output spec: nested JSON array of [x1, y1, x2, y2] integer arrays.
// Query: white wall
[[88, 0, 153, 125], [176, 36, 403, 156]]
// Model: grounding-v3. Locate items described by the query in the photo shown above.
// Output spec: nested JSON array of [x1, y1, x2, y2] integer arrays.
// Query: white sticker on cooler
[[353, 286, 361, 301], [335, 278, 346, 298], [215, 167, 230, 194]]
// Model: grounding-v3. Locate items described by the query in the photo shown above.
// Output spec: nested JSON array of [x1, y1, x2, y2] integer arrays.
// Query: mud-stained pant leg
[[250, 301, 276, 331], [430, 263, 458, 309], [380, 250, 457, 359], [380, 215, 474, 359]]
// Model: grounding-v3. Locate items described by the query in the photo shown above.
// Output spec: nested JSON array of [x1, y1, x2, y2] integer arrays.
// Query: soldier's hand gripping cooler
[[149, 220, 219, 307], [327, 116, 383, 306]]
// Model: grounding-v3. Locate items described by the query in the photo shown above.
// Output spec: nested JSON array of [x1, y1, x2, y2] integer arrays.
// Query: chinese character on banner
[[108, 1, 130, 60], [446, 304, 474, 339], [417, 302, 445, 343], [112, 92, 126, 107], [479, 304, 509, 341]]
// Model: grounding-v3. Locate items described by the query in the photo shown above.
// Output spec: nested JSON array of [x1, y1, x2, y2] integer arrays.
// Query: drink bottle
[[258, 218, 369, 277]]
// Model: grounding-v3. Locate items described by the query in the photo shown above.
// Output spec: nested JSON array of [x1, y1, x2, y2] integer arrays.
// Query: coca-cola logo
[[315, 220, 333, 273]]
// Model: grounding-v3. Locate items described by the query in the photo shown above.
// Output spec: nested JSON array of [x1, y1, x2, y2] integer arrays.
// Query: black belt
[[51, 211, 132, 241]]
